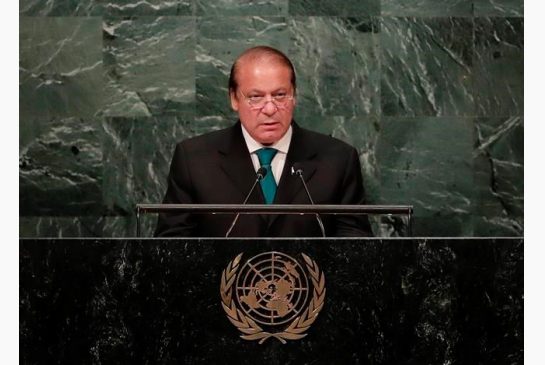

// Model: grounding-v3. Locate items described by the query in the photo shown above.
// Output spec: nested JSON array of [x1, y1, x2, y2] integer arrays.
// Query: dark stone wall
[[19, 1, 524, 237], [20, 238, 523, 364], [19, 238, 524, 365]]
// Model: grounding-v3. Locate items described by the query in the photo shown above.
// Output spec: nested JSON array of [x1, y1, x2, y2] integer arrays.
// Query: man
[[155, 46, 372, 237]]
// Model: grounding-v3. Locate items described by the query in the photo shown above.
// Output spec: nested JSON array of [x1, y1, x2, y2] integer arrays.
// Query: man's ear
[[229, 90, 239, 111]]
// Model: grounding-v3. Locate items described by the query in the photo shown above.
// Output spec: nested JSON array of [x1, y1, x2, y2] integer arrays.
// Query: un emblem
[[220, 251, 326, 344]]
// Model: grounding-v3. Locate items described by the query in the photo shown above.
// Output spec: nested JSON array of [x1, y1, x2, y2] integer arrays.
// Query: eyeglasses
[[239, 90, 294, 110]]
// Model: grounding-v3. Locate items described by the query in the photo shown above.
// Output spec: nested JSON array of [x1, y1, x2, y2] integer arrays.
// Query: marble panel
[[381, 17, 473, 117], [289, 0, 380, 16], [376, 117, 475, 236], [19, 216, 105, 237], [381, 0, 472, 16], [290, 17, 380, 121], [473, 17, 523, 117], [103, 215, 157, 237], [20, 17, 103, 119], [17, 6, 525, 239], [473, 117, 523, 236], [191, 116, 235, 135], [102, 115, 193, 216], [20, 117, 104, 216], [20, 0, 102, 16], [20, 238, 523, 363], [326, 116, 412, 236], [196, 0, 287, 16], [19, 214, 156, 238], [196, 16, 289, 121], [102, 16, 195, 117], [103, 0, 193, 16], [20, 0, 192, 16], [474, 0, 524, 16]]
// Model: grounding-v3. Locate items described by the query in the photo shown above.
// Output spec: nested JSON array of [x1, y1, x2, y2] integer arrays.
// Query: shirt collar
[[240, 123, 292, 154]]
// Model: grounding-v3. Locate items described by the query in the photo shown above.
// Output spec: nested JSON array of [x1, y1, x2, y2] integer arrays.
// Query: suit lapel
[[268, 123, 318, 229], [218, 123, 265, 205], [275, 123, 318, 204]]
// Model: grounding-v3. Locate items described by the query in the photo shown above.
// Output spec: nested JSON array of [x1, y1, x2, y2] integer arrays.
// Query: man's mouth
[[260, 119, 279, 125], [260, 122, 280, 130]]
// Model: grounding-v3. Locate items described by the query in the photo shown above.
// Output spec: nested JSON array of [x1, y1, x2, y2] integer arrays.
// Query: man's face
[[230, 59, 295, 145]]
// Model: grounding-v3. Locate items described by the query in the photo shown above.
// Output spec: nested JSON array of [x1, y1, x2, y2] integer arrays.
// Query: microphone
[[291, 163, 326, 237], [225, 167, 267, 237]]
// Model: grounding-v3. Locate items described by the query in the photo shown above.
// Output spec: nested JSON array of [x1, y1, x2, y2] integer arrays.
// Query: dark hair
[[228, 46, 296, 95]]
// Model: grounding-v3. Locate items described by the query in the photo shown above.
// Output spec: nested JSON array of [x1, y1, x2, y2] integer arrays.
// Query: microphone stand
[[225, 167, 266, 237], [291, 165, 326, 237]]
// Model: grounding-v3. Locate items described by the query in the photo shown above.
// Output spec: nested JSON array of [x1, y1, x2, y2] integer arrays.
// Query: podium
[[20, 237, 522, 364]]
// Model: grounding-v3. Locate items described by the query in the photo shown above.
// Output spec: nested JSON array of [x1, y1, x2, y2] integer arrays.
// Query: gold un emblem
[[220, 251, 326, 344]]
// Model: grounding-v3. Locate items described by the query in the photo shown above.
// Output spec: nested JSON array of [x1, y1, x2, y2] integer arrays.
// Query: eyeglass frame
[[238, 90, 295, 110]]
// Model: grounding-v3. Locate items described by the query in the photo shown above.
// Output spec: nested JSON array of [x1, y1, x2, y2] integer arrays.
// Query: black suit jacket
[[154, 122, 373, 237]]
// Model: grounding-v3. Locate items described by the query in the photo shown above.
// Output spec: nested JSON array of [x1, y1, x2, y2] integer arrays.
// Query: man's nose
[[260, 99, 278, 115]]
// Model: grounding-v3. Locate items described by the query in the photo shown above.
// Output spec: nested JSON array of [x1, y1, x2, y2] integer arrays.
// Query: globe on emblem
[[235, 251, 310, 326]]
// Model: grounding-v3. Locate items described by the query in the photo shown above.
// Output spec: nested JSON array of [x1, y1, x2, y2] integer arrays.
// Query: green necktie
[[255, 148, 278, 204]]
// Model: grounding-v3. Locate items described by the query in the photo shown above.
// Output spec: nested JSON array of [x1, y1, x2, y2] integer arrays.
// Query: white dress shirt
[[240, 124, 293, 185]]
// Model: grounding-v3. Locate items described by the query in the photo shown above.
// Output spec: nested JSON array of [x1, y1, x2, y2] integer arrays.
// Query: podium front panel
[[20, 238, 522, 364]]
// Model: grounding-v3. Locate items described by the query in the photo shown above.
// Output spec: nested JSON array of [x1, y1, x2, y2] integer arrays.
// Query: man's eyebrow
[[247, 87, 289, 94]]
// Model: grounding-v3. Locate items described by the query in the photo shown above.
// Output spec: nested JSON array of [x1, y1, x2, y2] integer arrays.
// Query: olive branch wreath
[[220, 253, 326, 344]]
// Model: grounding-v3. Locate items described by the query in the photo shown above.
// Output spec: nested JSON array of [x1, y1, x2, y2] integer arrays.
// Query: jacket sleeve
[[154, 143, 197, 237], [334, 147, 374, 237]]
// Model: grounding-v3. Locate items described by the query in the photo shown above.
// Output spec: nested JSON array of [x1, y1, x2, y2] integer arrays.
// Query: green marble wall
[[19, 0, 524, 238]]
